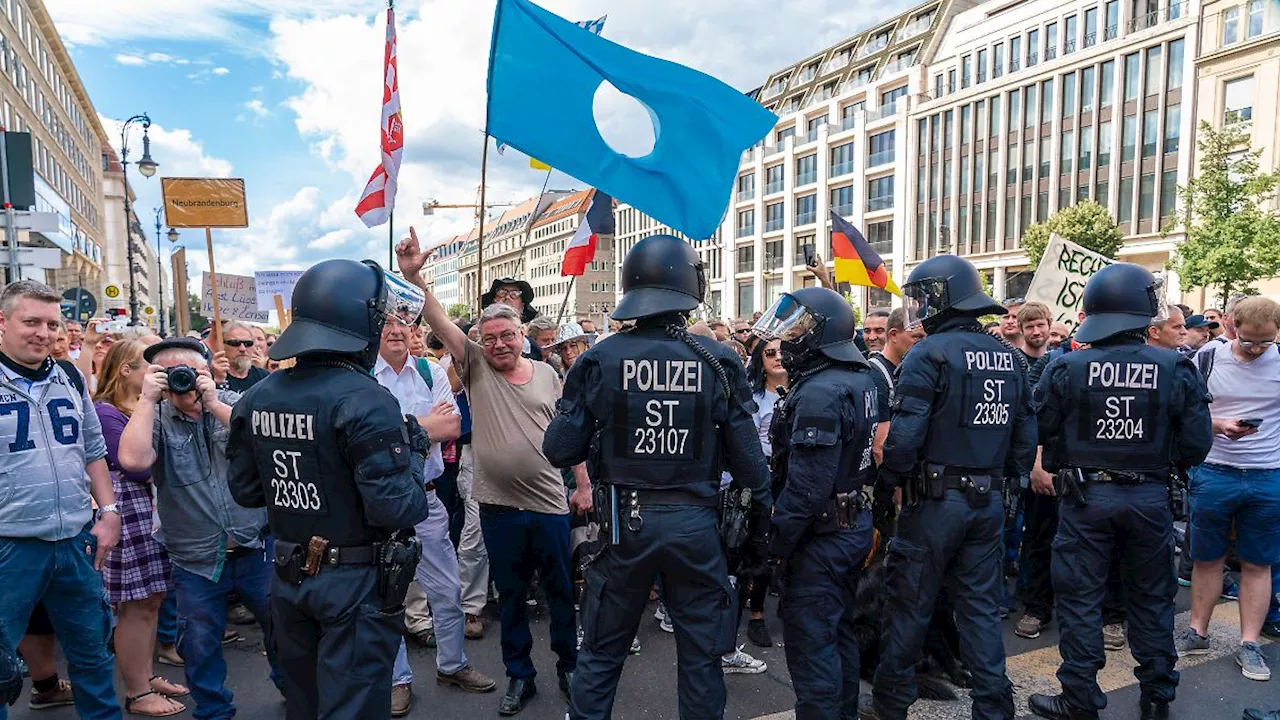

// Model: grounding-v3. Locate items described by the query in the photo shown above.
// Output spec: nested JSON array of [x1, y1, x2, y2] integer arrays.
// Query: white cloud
[[211, 67, 231, 76], [114, 50, 192, 67], [146, 52, 173, 63], [243, 99, 270, 118], [114, 53, 146, 66]]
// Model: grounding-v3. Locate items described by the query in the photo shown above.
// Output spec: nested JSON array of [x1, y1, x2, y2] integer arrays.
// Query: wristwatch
[[97, 503, 120, 520]]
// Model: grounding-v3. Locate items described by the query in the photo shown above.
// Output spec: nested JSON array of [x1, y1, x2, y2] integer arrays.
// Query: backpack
[[56, 359, 85, 396], [1196, 341, 1280, 383], [414, 357, 435, 390]]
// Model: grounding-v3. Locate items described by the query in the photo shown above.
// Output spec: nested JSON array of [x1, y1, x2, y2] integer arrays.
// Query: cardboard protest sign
[[201, 271, 270, 323], [254, 270, 305, 311], [162, 178, 250, 228], [1025, 234, 1114, 332]]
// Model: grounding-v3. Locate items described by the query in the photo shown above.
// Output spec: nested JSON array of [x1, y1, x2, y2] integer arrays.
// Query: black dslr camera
[[165, 365, 199, 394]]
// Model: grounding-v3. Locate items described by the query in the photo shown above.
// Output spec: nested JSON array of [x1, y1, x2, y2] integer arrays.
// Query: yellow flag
[[530, 158, 551, 171]]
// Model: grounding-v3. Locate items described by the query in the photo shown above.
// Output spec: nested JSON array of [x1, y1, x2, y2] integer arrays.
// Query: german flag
[[830, 210, 901, 296]]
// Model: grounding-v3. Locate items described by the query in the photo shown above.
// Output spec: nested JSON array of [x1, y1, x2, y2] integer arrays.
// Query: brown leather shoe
[[391, 683, 412, 717], [464, 614, 485, 639], [438, 666, 497, 693]]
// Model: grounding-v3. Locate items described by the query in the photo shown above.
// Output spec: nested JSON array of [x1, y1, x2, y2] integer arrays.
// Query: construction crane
[[423, 189, 523, 311], [421, 198, 519, 215]]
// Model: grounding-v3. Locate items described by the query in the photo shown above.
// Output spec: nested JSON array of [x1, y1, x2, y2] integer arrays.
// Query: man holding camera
[[118, 337, 281, 720]]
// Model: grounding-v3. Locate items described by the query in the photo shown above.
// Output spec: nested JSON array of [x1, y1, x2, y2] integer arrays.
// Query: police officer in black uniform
[[864, 254, 1035, 720], [1027, 263, 1212, 720], [228, 259, 432, 720], [543, 234, 771, 720], [755, 287, 878, 719]]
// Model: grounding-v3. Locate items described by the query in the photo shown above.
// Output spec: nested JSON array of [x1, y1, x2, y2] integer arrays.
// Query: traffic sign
[[144, 306, 155, 316], [104, 284, 121, 299], [60, 288, 96, 323]]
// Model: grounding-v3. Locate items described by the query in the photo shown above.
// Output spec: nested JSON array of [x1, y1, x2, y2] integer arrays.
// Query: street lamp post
[[153, 208, 175, 336], [120, 114, 158, 325]]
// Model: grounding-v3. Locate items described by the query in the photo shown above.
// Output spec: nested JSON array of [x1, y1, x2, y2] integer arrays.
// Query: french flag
[[561, 190, 614, 276]]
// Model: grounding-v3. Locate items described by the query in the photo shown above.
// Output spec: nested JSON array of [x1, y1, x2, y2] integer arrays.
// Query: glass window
[[1027, 29, 1039, 66], [737, 281, 754, 314], [1123, 53, 1140, 102], [1040, 137, 1052, 177], [1023, 139, 1035, 181], [929, 163, 938, 200], [736, 209, 755, 237], [1139, 173, 1155, 221], [1021, 195, 1033, 233], [764, 241, 783, 271], [882, 86, 909, 107], [944, 158, 953, 196], [1142, 109, 1158, 157], [1084, 7, 1098, 47], [1145, 46, 1162, 97], [961, 105, 972, 144], [1159, 169, 1177, 221], [840, 102, 860, 130], [1100, 60, 1115, 109], [795, 193, 817, 225], [962, 55, 972, 88], [1037, 191, 1049, 222], [932, 114, 941, 149], [1005, 200, 1016, 238], [1080, 128, 1093, 169], [917, 163, 928, 197], [1062, 129, 1075, 174], [1065, 15, 1078, 53], [977, 49, 988, 82], [1118, 175, 1134, 223], [1010, 88, 1021, 128], [960, 155, 971, 194], [1167, 39, 1184, 91], [1224, 76, 1254, 123], [1025, 84, 1037, 129], [737, 173, 755, 200], [1010, 36, 1022, 72], [948, 69, 957, 92], [1099, 120, 1113, 166], [1046, 23, 1058, 60], [1096, 179, 1110, 206], [989, 148, 999, 189], [958, 206, 969, 246], [1164, 104, 1180, 154], [1248, 0, 1264, 38], [1223, 7, 1240, 44], [765, 164, 785, 193], [1122, 115, 1137, 161], [993, 43, 1005, 78], [765, 201, 785, 231], [867, 221, 894, 254], [1063, 72, 1077, 117], [868, 130, 895, 166], [990, 95, 1002, 136], [831, 142, 855, 176], [944, 111, 954, 149], [1081, 66, 1096, 113], [830, 186, 854, 217], [868, 176, 895, 211], [1060, 184, 1073, 211], [796, 154, 818, 185], [1042, 79, 1054, 123], [1008, 143, 1019, 184]]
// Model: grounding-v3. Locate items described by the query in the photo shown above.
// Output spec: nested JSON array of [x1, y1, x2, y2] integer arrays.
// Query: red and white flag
[[354, 6, 403, 228], [562, 190, 615, 276]]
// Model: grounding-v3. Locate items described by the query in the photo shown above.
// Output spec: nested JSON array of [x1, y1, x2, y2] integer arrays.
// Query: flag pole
[[514, 167, 553, 279], [555, 276, 576, 325], [477, 0, 506, 315], [387, 0, 396, 270]]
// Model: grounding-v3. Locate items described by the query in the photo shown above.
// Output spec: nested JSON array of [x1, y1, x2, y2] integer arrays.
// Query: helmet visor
[[904, 277, 950, 328], [377, 267, 426, 325], [752, 293, 821, 342]]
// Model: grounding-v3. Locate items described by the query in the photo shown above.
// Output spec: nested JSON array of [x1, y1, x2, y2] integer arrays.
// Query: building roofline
[[29, 0, 112, 147]]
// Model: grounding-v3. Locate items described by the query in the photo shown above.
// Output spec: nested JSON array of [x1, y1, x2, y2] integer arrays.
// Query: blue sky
[[47, 0, 906, 284]]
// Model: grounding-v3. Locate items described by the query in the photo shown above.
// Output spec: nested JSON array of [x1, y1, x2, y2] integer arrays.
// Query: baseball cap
[[1184, 314, 1220, 330]]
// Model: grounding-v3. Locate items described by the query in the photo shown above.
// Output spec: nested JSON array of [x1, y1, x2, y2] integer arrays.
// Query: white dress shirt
[[372, 354, 458, 483]]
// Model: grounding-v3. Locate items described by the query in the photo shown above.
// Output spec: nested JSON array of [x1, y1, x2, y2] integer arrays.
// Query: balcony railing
[[896, 17, 933, 43], [796, 171, 818, 185], [857, 38, 889, 59], [830, 161, 855, 177], [976, 70, 987, 83], [741, 147, 758, 163], [765, 181, 786, 194], [737, 188, 755, 202], [869, 238, 893, 255], [808, 87, 834, 107], [1045, 46, 1057, 61], [867, 150, 895, 167], [792, 69, 817, 88], [761, 83, 787, 101], [795, 211, 817, 226], [1104, 24, 1118, 40], [1027, 51, 1039, 66], [1064, 38, 1077, 53], [736, 225, 755, 239], [867, 196, 894, 211], [764, 218, 785, 232], [840, 113, 857, 131], [764, 253, 783, 271], [1009, 59, 1021, 72], [866, 100, 904, 121], [820, 55, 850, 75]]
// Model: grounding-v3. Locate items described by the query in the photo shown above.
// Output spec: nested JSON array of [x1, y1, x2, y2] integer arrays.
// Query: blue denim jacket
[[152, 389, 267, 581]]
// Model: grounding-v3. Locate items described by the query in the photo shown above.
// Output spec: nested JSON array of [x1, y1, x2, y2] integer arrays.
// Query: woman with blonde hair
[[94, 338, 189, 716]]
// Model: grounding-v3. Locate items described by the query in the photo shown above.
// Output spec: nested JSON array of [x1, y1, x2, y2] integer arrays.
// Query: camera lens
[[166, 366, 198, 394]]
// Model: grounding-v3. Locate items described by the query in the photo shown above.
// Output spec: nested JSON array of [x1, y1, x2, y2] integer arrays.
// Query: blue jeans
[[172, 546, 281, 720], [479, 506, 577, 679], [0, 528, 120, 720], [157, 594, 179, 646]]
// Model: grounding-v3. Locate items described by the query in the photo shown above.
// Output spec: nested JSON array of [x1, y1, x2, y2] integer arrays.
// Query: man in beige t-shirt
[[397, 229, 587, 716]]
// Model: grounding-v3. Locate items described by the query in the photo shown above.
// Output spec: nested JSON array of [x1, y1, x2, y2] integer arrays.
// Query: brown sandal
[[150, 675, 190, 698], [125, 690, 186, 717]]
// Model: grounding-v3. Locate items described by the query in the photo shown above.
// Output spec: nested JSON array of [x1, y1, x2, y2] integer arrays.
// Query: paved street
[[10, 586, 1277, 720]]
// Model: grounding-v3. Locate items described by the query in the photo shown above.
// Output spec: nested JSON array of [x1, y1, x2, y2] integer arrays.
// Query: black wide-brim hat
[[482, 278, 535, 313]]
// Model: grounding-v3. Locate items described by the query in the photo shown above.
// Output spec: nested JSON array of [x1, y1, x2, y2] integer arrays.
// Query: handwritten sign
[[162, 178, 249, 228], [1026, 235, 1114, 332], [254, 270, 305, 311], [201, 271, 269, 323]]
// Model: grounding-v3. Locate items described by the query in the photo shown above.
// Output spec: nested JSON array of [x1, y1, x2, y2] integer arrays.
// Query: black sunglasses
[[224, 339, 255, 348]]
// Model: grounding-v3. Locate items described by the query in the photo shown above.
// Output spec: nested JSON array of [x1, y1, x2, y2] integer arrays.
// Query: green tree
[[1172, 121, 1280, 306], [1022, 200, 1124, 267], [187, 293, 209, 332], [446, 303, 472, 320]]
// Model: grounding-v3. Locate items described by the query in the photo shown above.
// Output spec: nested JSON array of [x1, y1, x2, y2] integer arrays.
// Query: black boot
[[1140, 699, 1170, 720], [1028, 693, 1100, 720], [498, 678, 536, 716]]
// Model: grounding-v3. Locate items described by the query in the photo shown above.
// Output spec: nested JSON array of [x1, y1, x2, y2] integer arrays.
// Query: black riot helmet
[[753, 287, 867, 370], [903, 254, 1004, 334], [269, 259, 425, 370], [611, 234, 706, 321], [1074, 263, 1162, 344]]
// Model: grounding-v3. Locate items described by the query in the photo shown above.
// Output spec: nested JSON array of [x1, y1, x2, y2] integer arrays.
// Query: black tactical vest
[[921, 332, 1023, 472], [245, 366, 388, 546], [589, 329, 721, 490], [1059, 344, 1177, 472]]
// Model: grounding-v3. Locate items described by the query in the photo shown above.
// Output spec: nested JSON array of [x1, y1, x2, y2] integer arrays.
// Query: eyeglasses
[[495, 288, 523, 299], [1003, 297, 1025, 306], [481, 330, 520, 347], [224, 339, 255, 348], [1238, 339, 1276, 350], [764, 348, 780, 358]]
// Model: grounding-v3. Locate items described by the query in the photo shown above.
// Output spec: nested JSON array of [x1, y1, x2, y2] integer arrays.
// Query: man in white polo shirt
[[375, 312, 497, 716]]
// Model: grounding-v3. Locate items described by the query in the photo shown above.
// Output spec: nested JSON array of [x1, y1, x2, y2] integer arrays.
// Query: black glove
[[0, 645, 23, 707]]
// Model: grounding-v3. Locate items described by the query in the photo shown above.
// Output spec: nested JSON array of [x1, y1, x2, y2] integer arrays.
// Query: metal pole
[[121, 123, 139, 325], [0, 127, 18, 284], [476, 141, 489, 312], [513, 168, 553, 280], [554, 276, 576, 325], [388, 209, 395, 270], [154, 208, 165, 336]]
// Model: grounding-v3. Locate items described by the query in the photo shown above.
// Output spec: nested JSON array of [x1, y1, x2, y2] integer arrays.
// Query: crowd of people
[[0, 232, 1276, 720]]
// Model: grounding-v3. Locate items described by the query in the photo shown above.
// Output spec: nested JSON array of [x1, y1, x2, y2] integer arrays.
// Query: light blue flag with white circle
[[485, 0, 776, 240]]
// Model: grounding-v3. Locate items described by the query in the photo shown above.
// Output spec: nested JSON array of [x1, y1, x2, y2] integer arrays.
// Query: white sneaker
[[721, 646, 767, 674], [653, 603, 667, 621], [659, 615, 673, 633], [630, 636, 641, 654]]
